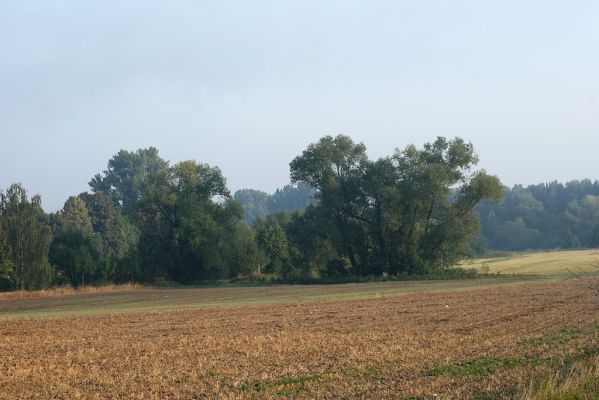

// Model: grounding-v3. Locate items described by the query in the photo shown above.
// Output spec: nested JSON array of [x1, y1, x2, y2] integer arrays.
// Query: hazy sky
[[1, 1, 598, 211]]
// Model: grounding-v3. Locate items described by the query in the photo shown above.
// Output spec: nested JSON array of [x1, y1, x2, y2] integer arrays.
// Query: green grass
[[427, 344, 599, 378], [0, 276, 545, 320], [243, 373, 323, 393], [525, 328, 582, 348], [560, 328, 583, 339], [523, 355, 599, 400], [427, 356, 537, 377], [1, 249, 594, 320], [427, 351, 599, 379]]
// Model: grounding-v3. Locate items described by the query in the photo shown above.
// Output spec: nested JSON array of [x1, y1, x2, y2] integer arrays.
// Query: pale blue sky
[[1, 1, 598, 211]]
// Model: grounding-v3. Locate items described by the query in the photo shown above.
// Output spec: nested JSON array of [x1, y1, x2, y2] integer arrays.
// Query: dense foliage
[[4, 135, 595, 291], [286, 135, 503, 276], [0, 184, 53, 290], [476, 180, 599, 252]]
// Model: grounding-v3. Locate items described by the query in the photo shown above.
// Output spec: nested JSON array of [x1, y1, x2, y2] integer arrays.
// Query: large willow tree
[[290, 135, 503, 275]]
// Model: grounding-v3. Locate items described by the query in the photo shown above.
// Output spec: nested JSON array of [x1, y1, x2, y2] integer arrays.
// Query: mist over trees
[[476, 181, 599, 252], [1, 135, 597, 291], [233, 183, 316, 224]]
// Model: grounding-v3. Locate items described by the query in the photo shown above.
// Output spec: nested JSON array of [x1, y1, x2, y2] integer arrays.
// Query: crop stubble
[[0, 279, 598, 399]]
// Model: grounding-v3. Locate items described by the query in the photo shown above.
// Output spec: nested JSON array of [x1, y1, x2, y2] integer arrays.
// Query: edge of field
[[2, 249, 597, 321], [0, 275, 553, 321]]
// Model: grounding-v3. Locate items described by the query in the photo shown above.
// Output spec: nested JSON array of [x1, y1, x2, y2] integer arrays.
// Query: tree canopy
[[89, 147, 168, 214], [7, 135, 599, 292], [289, 135, 503, 276], [0, 184, 53, 290], [476, 180, 599, 251]]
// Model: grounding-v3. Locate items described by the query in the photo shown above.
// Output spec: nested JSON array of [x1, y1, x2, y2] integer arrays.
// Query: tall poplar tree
[[0, 184, 53, 289]]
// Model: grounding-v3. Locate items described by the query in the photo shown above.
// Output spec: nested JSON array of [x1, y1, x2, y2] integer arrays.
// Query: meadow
[[463, 249, 599, 276], [1, 250, 598, 399]]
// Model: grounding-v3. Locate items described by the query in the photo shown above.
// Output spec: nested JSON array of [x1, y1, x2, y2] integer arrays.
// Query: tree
[[564, 195, 599, 248], [53, 196, 93, 235], [285, 206, 341, 278], [137, 160, 242, 283], [89, 147, 168, 215], [269, 183, 316, 214], [476, 180, 599, 251], [290, 134, 370, 274], [50, 196, 102, 286], [234, 183, 316, 224], [223, 220, 261, 278], [49, 230, 101, 286], [289, 135, 502, 276], [255, 219, 289, 276], [0, 184, 53, 290], [233, 189, 270, 224], [387, 138, 502, 273], [79, 192, 140, 282], [0, 228, 13, 291]]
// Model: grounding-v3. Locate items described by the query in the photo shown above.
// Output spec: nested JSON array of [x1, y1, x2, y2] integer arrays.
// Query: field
[[463, 249, 599, 276], [1, 250, 598, 399]]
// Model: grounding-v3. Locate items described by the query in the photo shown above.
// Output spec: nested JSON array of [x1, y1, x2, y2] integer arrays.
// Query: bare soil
[[1, 279, 597, 399]]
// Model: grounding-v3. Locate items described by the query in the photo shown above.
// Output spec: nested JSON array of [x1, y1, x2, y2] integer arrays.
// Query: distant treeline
[[475, 181, 599, 252], [0, 134, 533, 291], [235, 181, 599, 254], [233, 183, 316, 224]]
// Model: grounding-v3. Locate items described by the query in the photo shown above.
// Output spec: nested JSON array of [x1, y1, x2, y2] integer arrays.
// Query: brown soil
[[1, 279, 597, 399]]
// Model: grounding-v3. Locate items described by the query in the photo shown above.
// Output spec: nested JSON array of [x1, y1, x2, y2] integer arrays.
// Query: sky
[[1, 1, 598, 211]]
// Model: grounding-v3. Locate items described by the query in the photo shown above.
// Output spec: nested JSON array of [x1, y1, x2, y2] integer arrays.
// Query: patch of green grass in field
[[547, 347, 599, 370], [0, 276, 544, 320], [427, 356, 538, 377], [524, 327, 583, 348], [205, 370, 218, 378], [560, 328, 582, 339], [242, 373, 323, 393], [530, 378, 599, 400], [522, 352, 599, 400], [429, 344, 599, 380], [432, 330, 597, 379], [2, 249, 588, 320]]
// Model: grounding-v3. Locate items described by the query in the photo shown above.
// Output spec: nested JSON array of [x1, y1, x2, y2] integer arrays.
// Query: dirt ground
[[1, 279, 598, 399]]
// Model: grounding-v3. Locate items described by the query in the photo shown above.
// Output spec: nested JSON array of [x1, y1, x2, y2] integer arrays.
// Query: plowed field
[[1, 278, 598, 399]]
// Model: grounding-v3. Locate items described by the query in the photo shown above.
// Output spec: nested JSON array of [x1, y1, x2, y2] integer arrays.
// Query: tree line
[[475, 180, 599, 252], [1, 135, 505, 290], [236, 181, 599, 255]]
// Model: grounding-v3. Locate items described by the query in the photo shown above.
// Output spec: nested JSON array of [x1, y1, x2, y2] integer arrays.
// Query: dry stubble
[[1, 279, 598, 399]]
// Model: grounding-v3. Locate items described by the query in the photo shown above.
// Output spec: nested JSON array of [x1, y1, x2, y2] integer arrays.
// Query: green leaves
[[256, 221, 289, 274], [0, 136, 508, 290], [0, 230, 13, 290], [89, 147, 168, 214], [290, 134, 368, 189], [136, 159, 239, 283], [0, 184, 54, 290], [55, 196, 94, 235], [49, 229, 102, 286], [289, 136, 503, 276]]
